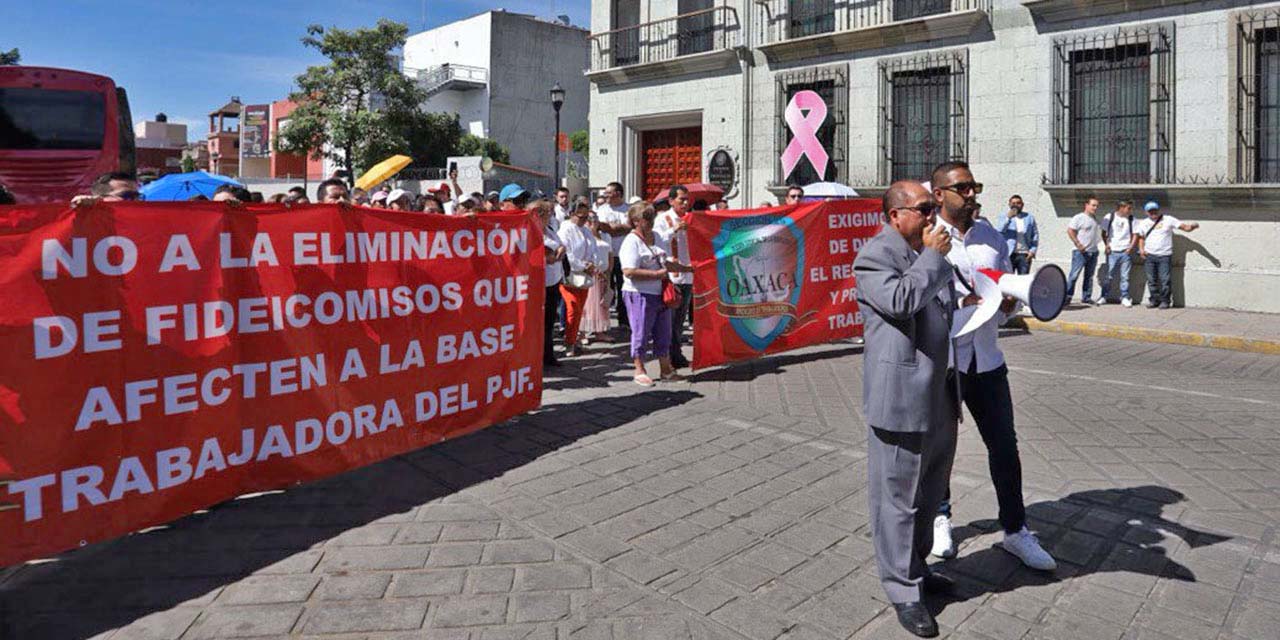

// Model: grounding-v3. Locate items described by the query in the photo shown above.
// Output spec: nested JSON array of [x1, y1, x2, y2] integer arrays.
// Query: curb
[[1006, 317, 1280, 356]]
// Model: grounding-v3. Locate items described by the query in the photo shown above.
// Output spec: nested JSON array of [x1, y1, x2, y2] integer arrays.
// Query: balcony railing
[[757, 0, 991, 48], [409, 64, 488, 98], [589, 7, 741, 73]]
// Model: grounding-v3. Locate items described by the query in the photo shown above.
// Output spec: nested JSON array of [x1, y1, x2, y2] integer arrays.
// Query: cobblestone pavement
[[3, 330, 1279, 640]]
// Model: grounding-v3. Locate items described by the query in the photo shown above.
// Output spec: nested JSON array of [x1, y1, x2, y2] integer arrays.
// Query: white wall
[[404, 13, 493, 134], [588, 0, 1280, 312]]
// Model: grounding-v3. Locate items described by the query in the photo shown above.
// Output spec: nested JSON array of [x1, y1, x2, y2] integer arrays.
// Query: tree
[[569, 129, 589, 156], [0, 48, 19, 65], [455, 133, 509, 164], [405, 111, 463, 169], [276, 20, 426, 183], [180, 155, 196, 173]]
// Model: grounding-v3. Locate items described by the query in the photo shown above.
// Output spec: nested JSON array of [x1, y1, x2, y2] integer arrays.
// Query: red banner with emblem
[[687, 199, 882, 369], [0, 202, 544, 565]]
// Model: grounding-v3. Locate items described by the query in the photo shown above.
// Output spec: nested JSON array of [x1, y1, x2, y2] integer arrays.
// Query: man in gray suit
[[853, 180, 958, 638]]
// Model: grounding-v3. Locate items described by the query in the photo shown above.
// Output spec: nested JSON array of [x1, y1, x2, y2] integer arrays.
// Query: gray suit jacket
[[854, 226, 957, 433]]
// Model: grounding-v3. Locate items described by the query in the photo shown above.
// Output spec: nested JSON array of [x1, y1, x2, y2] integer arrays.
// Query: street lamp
[[550, 82, 565, 189]]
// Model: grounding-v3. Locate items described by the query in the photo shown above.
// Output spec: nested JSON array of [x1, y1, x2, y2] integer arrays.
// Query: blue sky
[[1, 0, 590, 141]]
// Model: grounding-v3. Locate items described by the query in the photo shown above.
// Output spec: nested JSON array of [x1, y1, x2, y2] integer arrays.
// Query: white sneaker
[[1097, 298, 1108, 305], [931, 515, 955, 559], [1121, 297, 1133, 307], [1001, 527, 1057, 571]]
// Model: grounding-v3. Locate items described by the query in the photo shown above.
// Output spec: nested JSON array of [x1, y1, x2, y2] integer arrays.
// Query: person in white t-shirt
[[654, 185, 695, 369], [1134, 200, 1199, 309], [1099, 200, 1138, 307], [594, 182, 633, 330], [535, 200, 566, 366], [552, 187, 571, 232], [1065, 195, 1102, 305], [619, 202, 692, 386]]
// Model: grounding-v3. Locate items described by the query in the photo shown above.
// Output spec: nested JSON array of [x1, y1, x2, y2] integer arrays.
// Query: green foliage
[[569, 129, 589, 155], [180, 155, 196, 173], [456, 134, 509, 164], [276, 20, 426, 180], [406, 112, 463, 168], [0, 48, 19, 65]]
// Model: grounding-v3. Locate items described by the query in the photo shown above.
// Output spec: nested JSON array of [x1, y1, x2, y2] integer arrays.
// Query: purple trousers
[[623, 290, 672, 359]]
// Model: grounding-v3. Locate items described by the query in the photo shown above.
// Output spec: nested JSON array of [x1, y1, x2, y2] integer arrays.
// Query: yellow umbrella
[[355, 155, 412, 191]]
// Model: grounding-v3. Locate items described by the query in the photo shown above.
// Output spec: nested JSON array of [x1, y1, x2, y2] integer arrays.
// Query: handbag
[[662, 278, 682, 309], [565, 271, 594, 289]]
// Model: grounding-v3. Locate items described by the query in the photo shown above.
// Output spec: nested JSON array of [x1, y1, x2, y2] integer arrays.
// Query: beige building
[[587, 0, 1280, 312]]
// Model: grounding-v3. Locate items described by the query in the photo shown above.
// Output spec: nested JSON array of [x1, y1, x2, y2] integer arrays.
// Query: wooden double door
[[640, 127, 702, 201]]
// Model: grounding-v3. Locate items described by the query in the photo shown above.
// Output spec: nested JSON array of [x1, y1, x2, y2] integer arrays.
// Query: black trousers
[[611, 257, 628, 329], [941, 362, 1026, 534], [544, 284, 562, 363]]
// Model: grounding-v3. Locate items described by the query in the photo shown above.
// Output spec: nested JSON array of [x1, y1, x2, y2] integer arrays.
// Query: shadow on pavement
[[929, 485, 1230, 614], [0, 390, 702, 640], [690, 344, 865, 383]]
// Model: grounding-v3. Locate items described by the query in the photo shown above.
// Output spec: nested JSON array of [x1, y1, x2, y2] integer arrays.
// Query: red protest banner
[[686, 199, 882, 369], [0, 202, 544, 566]]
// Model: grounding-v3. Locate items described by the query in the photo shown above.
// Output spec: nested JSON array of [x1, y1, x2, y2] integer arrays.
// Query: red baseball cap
[[429, 182, 451, 194]]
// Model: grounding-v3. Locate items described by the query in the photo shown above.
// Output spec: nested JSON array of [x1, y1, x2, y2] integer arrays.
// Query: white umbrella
[[800, 182, 859, 201]]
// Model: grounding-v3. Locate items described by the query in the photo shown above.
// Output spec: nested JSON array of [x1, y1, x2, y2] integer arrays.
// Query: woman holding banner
[[620, 202, 692, 386], [557, 198, 598, 357]]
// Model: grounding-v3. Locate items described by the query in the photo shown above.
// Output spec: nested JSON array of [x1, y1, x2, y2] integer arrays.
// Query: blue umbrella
[[140, 171, 244, 201]]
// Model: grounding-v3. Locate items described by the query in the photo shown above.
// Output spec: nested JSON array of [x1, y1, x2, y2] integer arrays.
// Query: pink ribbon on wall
[[780, 90, 829, 181]]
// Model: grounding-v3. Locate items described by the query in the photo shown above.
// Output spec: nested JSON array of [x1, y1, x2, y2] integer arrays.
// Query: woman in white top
[[619, 202, 693, 386], [556, 198, 599, 357], [535, 201, 566, 367], [582, 214, 614, 340]]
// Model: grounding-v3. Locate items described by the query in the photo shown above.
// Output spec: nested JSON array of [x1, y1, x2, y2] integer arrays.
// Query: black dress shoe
[[892, 602, 938, 638], [922, 572, 954, 594]]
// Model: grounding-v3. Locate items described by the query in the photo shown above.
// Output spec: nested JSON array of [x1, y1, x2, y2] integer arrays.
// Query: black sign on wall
[[707, 148, 736, 197]]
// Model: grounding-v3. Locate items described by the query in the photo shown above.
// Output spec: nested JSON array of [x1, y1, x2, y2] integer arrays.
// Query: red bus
[[0, 66, 135, 204]]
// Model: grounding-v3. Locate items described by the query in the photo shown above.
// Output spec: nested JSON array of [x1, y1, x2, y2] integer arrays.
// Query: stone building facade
[[587, 0, 1280, 312]]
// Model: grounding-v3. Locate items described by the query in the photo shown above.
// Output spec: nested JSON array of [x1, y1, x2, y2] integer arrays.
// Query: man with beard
[[928, 162, 1056, 574], [854, 180, 956, 637]]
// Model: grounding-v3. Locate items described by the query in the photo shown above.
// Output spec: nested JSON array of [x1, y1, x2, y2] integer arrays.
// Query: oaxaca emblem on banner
[[0, 202, 545, 566], [688, 199, 882, 369]]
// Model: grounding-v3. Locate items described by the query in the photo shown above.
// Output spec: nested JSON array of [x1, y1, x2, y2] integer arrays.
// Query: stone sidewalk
[[2, 331, 1279, 639], [1017, 304, 1280, 354]]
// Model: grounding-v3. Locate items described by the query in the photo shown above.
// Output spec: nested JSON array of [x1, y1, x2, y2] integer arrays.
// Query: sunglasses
[[937, 181, 983, 195], [896, 203, 939, 216], [114, 190, 145, 201]]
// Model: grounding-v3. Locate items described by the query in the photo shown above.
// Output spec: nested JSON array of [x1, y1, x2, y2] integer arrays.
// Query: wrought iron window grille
[[878, 50, 969, 185], [1049, 25, 1175, 185], [1236, 8, 1280, 183], [775, 65, 849, 187]]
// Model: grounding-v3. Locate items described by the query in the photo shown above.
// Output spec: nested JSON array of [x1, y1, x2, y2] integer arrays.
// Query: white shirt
[[937, 217, 1012, 374], [595, 202, 630, 254], [1134, 215, 1182, 256], [594, 232, 613, 267], [653, 209, 693, 286], [1014, 216, 1028, 252], [1068, 212, 1102, 251], [1103, 213, 1134, 252], [542, 225, 564, 286], [552, 203, 569, 232], [619, 232, 670, 295], [557, 222, 596, 274]]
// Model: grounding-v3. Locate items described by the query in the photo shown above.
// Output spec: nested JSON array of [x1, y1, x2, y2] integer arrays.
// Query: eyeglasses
[[937, 182, 983, 195], [896, 203, 939, 216]]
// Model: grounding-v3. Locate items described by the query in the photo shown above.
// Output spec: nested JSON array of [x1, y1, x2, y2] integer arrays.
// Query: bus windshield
[[0, 87, 106, 150]]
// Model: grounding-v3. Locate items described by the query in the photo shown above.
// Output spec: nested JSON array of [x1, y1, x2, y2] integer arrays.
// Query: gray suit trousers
[[867, 420, 958, 603]]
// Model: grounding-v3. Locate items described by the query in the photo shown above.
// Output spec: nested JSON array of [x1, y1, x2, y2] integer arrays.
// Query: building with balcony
[[587, 0, 1280, 312], [206, 97, 241, 176], [403, 10, 590, 177]]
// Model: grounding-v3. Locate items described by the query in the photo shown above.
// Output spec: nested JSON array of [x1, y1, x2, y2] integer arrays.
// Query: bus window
[[0, 88, 107, 150]]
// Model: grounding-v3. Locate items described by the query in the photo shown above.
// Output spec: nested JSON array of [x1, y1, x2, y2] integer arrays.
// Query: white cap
[[387, 188, 410, 204]]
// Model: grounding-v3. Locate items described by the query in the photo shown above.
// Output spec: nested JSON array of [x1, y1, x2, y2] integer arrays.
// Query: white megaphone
[[954, 264, 1066, 337]]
